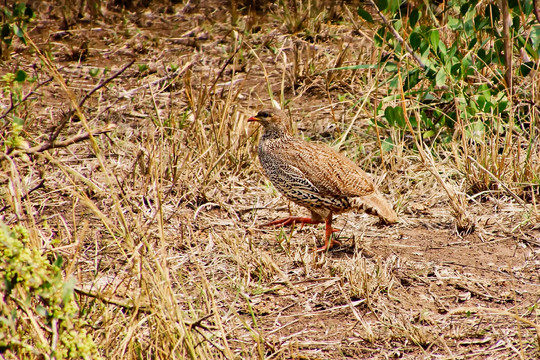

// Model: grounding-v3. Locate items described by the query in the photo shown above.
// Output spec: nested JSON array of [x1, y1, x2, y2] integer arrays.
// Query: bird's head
[[248, 108, 291, 136]]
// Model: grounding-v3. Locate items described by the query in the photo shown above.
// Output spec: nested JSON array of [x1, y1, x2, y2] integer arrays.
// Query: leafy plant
[[358, 0, 540, 197], [1, 3, 35, 60], [1, 70, 34, 153], [0, 222, 102, 359]]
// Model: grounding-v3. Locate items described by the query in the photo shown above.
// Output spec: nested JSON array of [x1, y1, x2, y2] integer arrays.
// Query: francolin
[[248, 108, 398, 252]]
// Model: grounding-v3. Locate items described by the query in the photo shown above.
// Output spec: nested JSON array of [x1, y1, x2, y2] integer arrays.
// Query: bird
[[248, 108, 398, 252]]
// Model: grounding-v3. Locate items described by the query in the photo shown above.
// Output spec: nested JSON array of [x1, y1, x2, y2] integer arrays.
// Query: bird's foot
[[313, 237, 342, 253]]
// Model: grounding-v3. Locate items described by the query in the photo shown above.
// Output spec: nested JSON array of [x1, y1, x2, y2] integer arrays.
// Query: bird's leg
[[315, 214, 341, 252], [261, 217, 322, 229], [262, 216, 341, 233]]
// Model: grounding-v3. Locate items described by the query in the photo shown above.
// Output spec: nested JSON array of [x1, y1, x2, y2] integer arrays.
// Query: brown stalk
[[500, 0, 513, 96], [534, 0, 540, 23], [22, 30, 135, 250]]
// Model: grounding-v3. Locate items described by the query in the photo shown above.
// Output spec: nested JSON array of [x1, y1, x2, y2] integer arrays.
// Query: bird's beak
[[247, 116, 260, 122]]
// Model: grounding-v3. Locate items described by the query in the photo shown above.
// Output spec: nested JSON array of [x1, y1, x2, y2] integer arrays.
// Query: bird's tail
[[351, 191, 398, 224]]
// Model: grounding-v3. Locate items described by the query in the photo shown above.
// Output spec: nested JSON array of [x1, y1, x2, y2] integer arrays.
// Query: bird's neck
[[261, 127, 291, 141]]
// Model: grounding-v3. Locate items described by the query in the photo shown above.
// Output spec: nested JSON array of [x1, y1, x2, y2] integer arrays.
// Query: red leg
[[261, 216, 322, 228], [261, 216, 341, 232], [314, 214, 341, 252]]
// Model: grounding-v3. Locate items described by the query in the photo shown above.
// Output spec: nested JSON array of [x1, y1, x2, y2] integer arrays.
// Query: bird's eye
[[258, 111, 270, 118]]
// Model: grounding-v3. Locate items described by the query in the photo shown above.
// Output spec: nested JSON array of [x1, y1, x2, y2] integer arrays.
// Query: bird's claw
[[313, 237, 342, 253]]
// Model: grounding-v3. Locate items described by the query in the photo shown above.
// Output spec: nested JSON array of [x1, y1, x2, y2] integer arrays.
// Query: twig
[[466, 155, 528, 209], [8, 123, 116, 157], [0, 177, 45, 213], [75, 286, 214, 332], [119, 60, 195, 98], [367, 0, 426, 70], [50, 60, 135, 143], [79, 59, 135, 108], [0, 76, 53, 121], [420, 141, 475, 234], [74, 286, 149, 312], [450, 307, 540, 346]]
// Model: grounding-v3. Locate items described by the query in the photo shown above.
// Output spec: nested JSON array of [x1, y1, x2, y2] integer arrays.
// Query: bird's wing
[[264, 157, 323, 200], [273, 140, 375, 198]]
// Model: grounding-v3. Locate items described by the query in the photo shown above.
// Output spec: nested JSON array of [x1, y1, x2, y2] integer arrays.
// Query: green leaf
[[14, 3, 25, 17], [12, 116, 24, 135], [1, 24, 10, 38], [477, 48, 489, 64], [381, 137, 394, 152], [448, 42, 458, 58], [495, 100, 508, 114], [448, 16, 461, 30], [388, 0, 400, 12], [464, 19, 474, 37], [385, 62, 398, 72], [477, 95, 492, 112], [357, 7, 373, 23], [62, 277, 76, 305], [394, 106, 405, 128], [485, 3, 500, 22], [36, 305, 47, 317], [530, 25, 540, 49], [403, 69, 420, 91], [438, 40, 447, 57], [394, 19, 403, 32], [14, 70, 27, 82], [409, 31, 422, 50], [385, 106, 405, 128], [374, 27, 386, 46], [450, 63, 461, 77], [384, 106, 396, 126], [465, 121, 485, 141], [24, 6, 35, 20], [376, 0, 388, 11], [138, 63, 149, 72], [12, 24, 26, 45], [54, 255, 64, 268], [429, 30, 439, 49], [409, 9, 420, 28], [423, 130, 435, 138], [435, 68, 446, 87], [474, 15, 489, 31], [460, 3, 471, 15], [523, 0, 533, 15], [2, 7, 12, 18], [467, 37, 477, 50], [512, 15, 520, 32], [519, 61, 536, 76]]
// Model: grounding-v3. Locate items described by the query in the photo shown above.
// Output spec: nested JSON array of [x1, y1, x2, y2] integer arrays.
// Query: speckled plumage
[[249, 108, 397, 251]]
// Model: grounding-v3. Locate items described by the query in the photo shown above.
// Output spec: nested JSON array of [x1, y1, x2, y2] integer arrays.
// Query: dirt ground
[[2, 1, 540, 359]]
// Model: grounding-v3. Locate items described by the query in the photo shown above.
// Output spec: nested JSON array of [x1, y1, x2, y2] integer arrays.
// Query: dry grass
[[1, 1, 540, 359]]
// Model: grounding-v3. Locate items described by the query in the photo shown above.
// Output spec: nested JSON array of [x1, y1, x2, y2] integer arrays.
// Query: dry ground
[[2, 1, 540, 359]]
